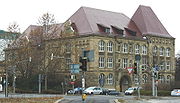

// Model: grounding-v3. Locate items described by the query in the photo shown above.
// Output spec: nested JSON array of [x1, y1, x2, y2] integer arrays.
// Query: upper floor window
[[107, 73, 113, 85], [135, 44, 140, 54], [166, 61, 170, 70], [142, 45, 147, 55], [99, 57, 105, 68], [122, 43, 128, 53], [167, 75, 171, 83], [107, 57, 113, 68], [97, 24, 110, 33], [166, 48, 170, 57], [122, 58, 128, 69], [99, 40, 105, 52], [159, 47, 164, 56], [107, 41, 113, 52], [153, 46, 158, 56]]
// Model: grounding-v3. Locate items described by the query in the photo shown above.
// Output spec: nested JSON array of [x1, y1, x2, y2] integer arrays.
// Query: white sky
[[0, 0, 179, 54]]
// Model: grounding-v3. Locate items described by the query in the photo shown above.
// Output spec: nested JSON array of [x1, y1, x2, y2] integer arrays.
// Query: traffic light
[[79, 57, 87, 71], [134, 63, 137, 74], [158, 73, 161, 79], [154, 72, 157, 78]]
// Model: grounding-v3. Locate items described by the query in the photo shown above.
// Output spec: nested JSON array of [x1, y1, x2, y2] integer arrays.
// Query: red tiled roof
[[68, 6, 142, 37], [131, 5, 173, 38]]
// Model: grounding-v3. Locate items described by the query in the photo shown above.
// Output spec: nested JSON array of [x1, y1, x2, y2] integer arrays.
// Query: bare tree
[[7, 22, 20, 33]]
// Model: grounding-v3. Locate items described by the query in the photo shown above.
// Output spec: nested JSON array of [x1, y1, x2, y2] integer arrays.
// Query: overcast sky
[[0, 0, 179, 54]]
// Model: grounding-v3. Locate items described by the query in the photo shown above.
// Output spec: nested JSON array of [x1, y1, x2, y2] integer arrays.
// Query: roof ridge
[[81, 7, 94, 34], [139, 6, 148, 33]]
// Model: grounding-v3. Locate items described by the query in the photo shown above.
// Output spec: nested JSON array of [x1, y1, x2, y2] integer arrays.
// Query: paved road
[[59, 95, 122, 103]]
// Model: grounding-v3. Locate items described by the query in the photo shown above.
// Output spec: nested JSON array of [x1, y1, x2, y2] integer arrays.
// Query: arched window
[[98, 40, 105, 52], [107, 73, 113, 85], [142, 74, 148, 83], [107, 41, 113, 52], [166, 48, 170, 57], [135, 44, 140, 54], [99, 73, 106, 87]]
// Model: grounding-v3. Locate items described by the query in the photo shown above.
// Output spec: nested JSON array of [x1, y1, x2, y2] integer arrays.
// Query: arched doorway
[[120, 75, 132, 92]]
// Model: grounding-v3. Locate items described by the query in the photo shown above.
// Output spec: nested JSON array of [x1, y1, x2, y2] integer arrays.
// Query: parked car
[[171, 89, 180, 96], [68, 87, 82, 94], [101, 88, 109, 95], [83, 86, 103, 95], [0, 84, 2, 92], [124, 87, 141, 95], [108, 89, 121, 96]]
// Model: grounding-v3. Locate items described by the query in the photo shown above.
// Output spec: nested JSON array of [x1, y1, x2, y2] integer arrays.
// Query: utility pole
[[5, 69, 8, 97], [38, 74, 42, 94], [152, 69, 155, 96]]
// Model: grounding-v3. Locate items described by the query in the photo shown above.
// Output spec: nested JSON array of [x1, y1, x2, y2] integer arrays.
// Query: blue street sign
[[70, 64, 80, 74]]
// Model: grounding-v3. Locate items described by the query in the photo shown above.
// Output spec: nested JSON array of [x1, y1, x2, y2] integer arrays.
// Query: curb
[[54, 98, 64, 103], [114, 99, 120, 103]]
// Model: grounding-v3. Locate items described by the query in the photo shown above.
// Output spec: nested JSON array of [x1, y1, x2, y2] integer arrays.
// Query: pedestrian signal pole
[[79, 56, 87, 103]]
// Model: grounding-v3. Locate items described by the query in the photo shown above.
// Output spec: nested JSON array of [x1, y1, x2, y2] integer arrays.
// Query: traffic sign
[[70, 64, 80, 74], [126, 67, 134, 74]]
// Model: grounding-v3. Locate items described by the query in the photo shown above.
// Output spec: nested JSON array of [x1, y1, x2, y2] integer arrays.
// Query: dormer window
[[97, 24, 110, 33], [125, 28, 136, 36], [111, 26, 124, 35]]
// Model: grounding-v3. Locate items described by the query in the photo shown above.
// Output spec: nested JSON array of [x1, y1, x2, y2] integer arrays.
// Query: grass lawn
[[0, 96, 63, 103]]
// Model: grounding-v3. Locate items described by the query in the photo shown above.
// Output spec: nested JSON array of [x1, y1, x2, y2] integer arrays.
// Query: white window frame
[[142, 45, 147, 55], [153, 46, 158, 55], [107, 73, 113, 85], [107, 42, 113, 53], [166, 75, 171, 83], [166, 48, 170, 57], [122, 58, 128, 69], [99, 40, 105, 52], [107, 57, 113, 68], [166, 61, 170, 70], [159, 47, 164, 56], [135, 44, 140, 54], [99, 57, 105, 68], [122, 43, 128, 53]]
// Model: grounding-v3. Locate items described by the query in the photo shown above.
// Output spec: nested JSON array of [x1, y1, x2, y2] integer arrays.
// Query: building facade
[[5, 5, 175, 91]]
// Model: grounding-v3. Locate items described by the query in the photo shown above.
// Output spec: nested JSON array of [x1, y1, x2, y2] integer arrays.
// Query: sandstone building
[[5, 5, 175, 91]]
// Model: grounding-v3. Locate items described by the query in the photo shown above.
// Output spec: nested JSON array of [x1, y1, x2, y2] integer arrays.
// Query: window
[[122, 58, 128, 69], [129, 60, 132, 67], [166, 48, 170, 57], [122, 43, 128, 53], [159, 62, 165, 70], [107, 41, 113, 52], [99, 57, 105, 68], [142, 57, 147, 70], [142, 45, 147, 55], [153, 46, 158, 56], [107, 73, 113, 85], [107, 57, 113, 68], [135, 44, 140, 54], [167, 75, 171, 83], [160, 75, 165, 83], [166, 61, 170, 70], [142, 74, 148, 83], [159, 47, 164, 56], [105, 28, 110, 33], [99, 40, 105, 52]]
